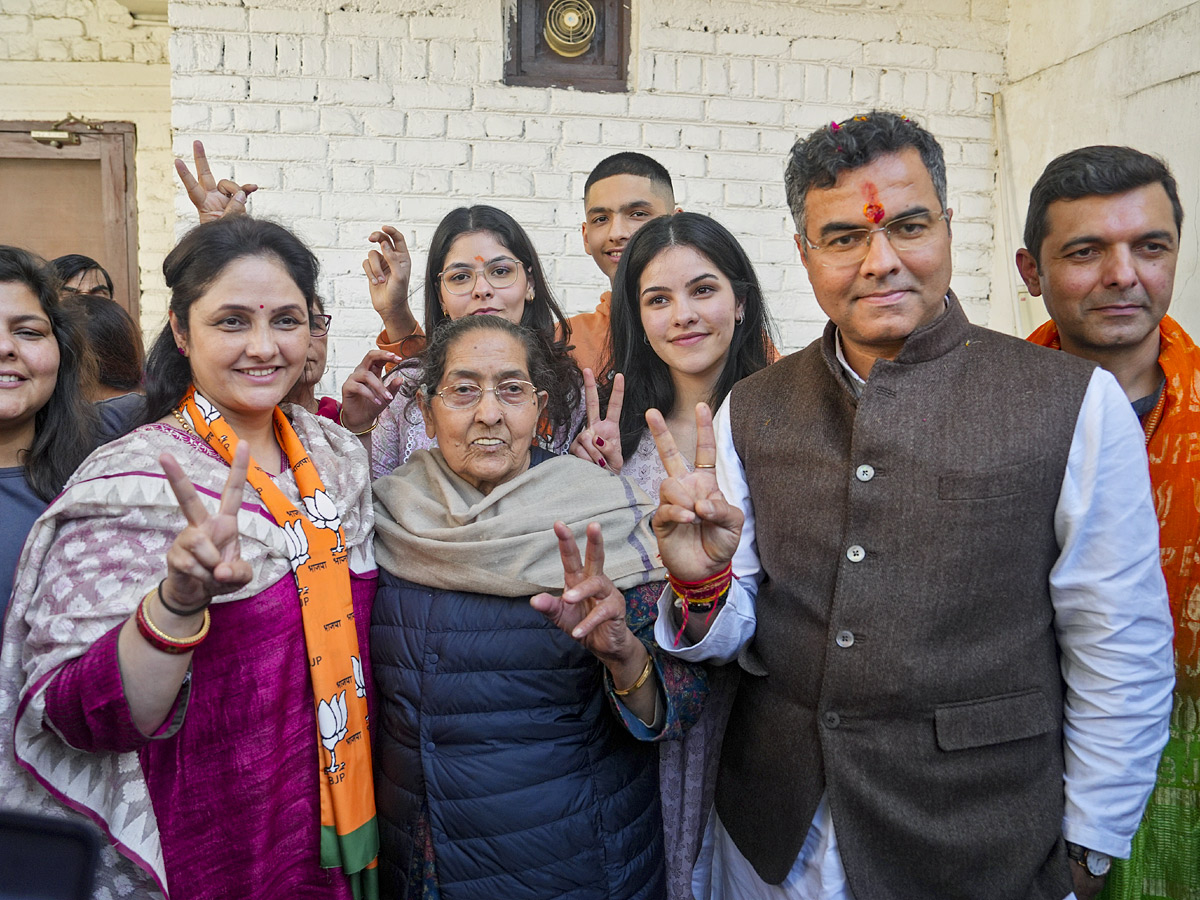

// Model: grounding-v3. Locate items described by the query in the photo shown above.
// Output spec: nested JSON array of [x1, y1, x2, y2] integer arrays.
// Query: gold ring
[[694, 463, 716, 469]]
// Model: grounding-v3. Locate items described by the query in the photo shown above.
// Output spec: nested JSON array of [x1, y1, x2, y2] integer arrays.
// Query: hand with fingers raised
[[648, 403, 744, 584], [570, 369, 625, 472], [531, 521, 657, 719], [339, 348, 402, 435], [159, 441, 254, 614], [174, 140, 258, 224], [364, 225, 419, 346]]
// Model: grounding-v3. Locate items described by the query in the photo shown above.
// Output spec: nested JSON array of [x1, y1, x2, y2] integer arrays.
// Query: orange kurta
[[1029, 315, 1200, 900]]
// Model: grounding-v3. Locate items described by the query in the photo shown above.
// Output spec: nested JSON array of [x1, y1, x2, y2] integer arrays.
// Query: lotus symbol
[[282, 520, 310, 571], [302, 489, 344, 554], [283, 520, 312, 571], [194, 393, 220, 424], [318, 690, 348, 773], [351, 655, 366, 698]]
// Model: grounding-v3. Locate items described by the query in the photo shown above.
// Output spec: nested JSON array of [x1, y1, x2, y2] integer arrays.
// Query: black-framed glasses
[[310, 314, 332, 336], [803, 211, 950, 268], [432, 380, 540, 410], [436, 258, 523, 295]]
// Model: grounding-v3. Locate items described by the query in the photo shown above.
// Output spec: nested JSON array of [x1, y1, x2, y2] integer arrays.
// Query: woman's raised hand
[[159, 442, 254, 613], [340, 348, 401, 433], [363, 225, 417, 343], [570, 369, 625, 471], [649, 403, 743, 582], [174, 140, 258, 224], [531, 521, 643, 668]]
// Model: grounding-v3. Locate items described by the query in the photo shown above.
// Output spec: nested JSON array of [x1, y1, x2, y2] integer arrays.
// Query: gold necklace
[[172, 409, 195, 435]]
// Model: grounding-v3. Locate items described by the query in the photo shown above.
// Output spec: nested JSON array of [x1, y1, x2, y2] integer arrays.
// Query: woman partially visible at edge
[[370, 314, 706, 898], [345, 207, 582, 478], [0, 247, 97, 622], [569, 212, 777, 900], [0, 216, 381, 899]]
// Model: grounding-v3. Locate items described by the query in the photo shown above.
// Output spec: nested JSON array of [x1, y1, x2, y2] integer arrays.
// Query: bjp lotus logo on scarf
[[318, 690, 349, 774], [303, 489, 345, 555], [283, 520, 310, 571], [194, 393, 221, 425]]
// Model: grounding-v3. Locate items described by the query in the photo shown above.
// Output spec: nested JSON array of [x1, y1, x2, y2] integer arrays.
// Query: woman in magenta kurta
[[0, 217, 380, 899]]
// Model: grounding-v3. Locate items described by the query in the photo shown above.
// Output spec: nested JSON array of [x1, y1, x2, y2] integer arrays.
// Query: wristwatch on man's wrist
[[1065, 842, 1112, 877]]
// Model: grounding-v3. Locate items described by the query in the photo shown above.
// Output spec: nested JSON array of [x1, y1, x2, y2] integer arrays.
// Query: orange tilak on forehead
[[475, 256, 486, 263], [862, 183, 885, 224]]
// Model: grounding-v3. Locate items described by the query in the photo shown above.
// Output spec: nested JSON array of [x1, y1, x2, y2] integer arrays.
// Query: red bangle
[[135, 593, 210, 654]]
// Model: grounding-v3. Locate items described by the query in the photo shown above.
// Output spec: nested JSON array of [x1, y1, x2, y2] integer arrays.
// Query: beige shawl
[[372, 450, 664, 595]]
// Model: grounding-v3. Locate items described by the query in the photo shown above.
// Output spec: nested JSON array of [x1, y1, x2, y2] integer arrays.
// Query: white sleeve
[[1054, 367, 1174, 857], [654, 398, 760, 664]]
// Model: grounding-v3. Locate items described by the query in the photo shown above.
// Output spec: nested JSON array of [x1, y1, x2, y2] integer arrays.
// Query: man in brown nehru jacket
[[648, 112, 1175, 900]]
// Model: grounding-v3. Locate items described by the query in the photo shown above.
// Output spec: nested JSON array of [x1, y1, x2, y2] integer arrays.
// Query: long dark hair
[[606, 212, 776, 459], [63, 293, 144, 392], [419, 205, 580, 416], [0, 246, 99, 501], [143, 217, 320, 423]]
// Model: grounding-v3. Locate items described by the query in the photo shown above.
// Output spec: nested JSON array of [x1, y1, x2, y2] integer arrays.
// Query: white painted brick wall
[[0, 0, 171, 336], [170, 0, 1006, 392]]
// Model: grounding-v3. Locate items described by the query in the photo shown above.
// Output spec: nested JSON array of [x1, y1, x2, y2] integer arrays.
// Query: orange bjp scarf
[[1028, 317, 1200, 682], [178, 387, 379, 898]]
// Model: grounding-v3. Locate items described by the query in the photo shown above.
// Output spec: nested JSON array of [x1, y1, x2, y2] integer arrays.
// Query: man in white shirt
[[644, 112, 1174, 900]]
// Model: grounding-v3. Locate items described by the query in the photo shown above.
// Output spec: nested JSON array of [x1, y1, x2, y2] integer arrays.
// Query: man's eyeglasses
[[310, 314, 332, 337], [432, 380, 540, 410], [436, 258, 523, 295], [802, 211, 949, 268]]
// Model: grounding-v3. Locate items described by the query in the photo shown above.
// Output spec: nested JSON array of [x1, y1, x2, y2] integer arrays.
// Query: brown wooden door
[[0, 121, 139, 319]]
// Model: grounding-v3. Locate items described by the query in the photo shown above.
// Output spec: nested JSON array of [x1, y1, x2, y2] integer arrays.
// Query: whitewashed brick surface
[[166, 0, 1007, 393]]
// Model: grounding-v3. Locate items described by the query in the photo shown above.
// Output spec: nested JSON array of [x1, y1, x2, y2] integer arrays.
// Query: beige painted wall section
[[170, 0, 1008, 391], [992, 1, 1200, 338], [0, 0, 172, 336]]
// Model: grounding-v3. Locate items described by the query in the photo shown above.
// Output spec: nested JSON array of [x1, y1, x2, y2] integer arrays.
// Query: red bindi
[[862, 183, 885, 224], [259, 304, 264, 309]]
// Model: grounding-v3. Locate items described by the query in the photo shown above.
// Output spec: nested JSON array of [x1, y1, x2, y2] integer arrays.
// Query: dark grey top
[[0, 466, 47, 628]]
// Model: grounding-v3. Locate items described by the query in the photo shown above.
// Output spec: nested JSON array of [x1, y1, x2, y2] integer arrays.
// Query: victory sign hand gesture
[[159, 442, 254, 613], [649, 403, 743, 582]]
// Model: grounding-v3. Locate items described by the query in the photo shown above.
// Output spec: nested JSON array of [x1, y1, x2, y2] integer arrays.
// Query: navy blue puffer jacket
[[372, 572, 665, 900]]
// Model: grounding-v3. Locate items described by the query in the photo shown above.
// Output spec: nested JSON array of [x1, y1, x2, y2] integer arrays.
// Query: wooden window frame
[[504, 0, 630, 93]]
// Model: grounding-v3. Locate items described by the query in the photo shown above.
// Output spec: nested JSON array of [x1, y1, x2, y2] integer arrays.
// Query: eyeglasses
[[310, 314, 332, 336], [432, 379, 540, 409], [436, 258, 523, 295], [802, 212, 949, 268], [61, 285, 113, 300]]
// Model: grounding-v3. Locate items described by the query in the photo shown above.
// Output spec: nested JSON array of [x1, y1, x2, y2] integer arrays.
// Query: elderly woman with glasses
[[370, 314, 707, 900]]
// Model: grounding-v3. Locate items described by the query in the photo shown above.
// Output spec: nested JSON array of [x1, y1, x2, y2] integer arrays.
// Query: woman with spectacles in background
[[342, 205, 582, 478]]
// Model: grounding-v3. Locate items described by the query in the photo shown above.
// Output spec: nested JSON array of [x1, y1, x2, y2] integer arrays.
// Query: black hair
[[50, 254, 114, 296], [63, 293, 144, 392], [400, 315, 576, 447], [784, 111, 947, 239], [1024, 145, 1184, 265], [0, 246, 99, 501], [419, 205, 580, 415], [584, 152, 675, 204], [605, 212, 777, 459], [143, 216, 320, 423]]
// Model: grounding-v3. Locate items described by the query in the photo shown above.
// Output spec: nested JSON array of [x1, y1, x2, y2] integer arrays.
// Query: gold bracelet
[[138, 592, 210, 651], [613, 653, 654, 696], [338, 409, 378, 436]]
